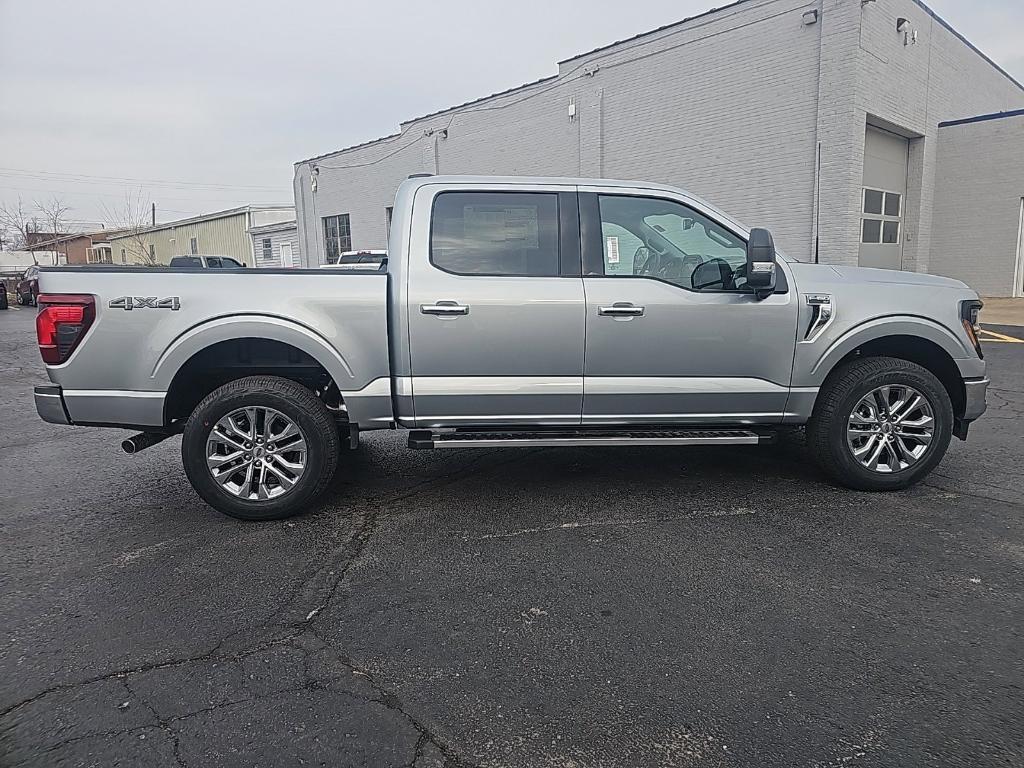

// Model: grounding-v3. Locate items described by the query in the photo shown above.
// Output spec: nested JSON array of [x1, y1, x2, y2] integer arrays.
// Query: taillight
[[960, 299, 984, 360], [36, 294, 95, 365]]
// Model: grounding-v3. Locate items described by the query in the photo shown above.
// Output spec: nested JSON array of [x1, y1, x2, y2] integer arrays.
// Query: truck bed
[[37, 266, 392, 428]]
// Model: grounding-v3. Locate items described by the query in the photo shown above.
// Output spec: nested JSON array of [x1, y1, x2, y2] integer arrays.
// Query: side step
[[408, 428, 772, 450]]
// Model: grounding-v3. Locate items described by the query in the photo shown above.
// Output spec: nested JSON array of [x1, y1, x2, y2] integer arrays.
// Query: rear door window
[[430, 191, 559, 276]]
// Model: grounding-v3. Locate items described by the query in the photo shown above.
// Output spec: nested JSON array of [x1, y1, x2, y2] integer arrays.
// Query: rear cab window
[[430, 191, 559, 276]]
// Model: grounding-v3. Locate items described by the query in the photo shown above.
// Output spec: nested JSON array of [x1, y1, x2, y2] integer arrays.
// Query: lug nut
[[244, 454, 252, 460]]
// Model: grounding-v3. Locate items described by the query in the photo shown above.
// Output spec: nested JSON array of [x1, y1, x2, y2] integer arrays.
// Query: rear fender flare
[[152, 314, 356, 392]]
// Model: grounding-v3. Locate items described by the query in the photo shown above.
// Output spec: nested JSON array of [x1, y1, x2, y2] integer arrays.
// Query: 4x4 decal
[[109, 296, 180, 311]]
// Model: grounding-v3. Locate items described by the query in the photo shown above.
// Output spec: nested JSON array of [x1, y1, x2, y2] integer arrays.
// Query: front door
[[407, 187, 585, 427], [579, 190, 799, 425]]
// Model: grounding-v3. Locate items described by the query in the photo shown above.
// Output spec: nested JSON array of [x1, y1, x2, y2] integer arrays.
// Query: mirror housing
[[746, 227, 777, 299]]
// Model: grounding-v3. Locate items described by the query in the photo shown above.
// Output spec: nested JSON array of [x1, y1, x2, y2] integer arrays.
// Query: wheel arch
[[158, 316, 355, 427], [813, 329, 966, 418]]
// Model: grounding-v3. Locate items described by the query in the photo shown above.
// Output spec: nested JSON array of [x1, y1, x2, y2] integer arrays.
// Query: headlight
[[960, 299, 984, 359]]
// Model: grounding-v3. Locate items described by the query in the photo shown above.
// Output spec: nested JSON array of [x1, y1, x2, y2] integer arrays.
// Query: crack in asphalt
[[0, 630, 298, 723], [1, 450, 532, 767], [122, 679, 188, 768], [305, 631, 481, 768], [277, 448, 546, 632]]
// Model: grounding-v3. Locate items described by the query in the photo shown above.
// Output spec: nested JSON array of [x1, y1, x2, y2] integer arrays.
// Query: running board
[[408, 428, 771, 450]]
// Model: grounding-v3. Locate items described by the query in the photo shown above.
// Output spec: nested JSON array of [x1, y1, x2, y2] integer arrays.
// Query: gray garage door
[[859, 126, 909, 270]]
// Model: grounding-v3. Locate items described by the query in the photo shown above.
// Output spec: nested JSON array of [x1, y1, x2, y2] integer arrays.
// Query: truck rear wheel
[[181, 376, 340, 520], [807, 357, 952, 491]]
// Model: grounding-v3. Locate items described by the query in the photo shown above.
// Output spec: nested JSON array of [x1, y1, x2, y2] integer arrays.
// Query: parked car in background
[[32, 175, 988, 521], [16, 266, 40, 305], [168, 255, 246, 269], [0, 279, 8, 310], [321, 250, 388, 272]]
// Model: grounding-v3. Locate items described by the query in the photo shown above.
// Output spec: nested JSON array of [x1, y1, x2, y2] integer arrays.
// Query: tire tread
[[182, 375, 339, 520], [807, 356, 952, 491]]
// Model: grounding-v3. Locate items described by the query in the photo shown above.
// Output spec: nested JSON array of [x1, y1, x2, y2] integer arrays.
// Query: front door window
[[597, 195, 749, 292]]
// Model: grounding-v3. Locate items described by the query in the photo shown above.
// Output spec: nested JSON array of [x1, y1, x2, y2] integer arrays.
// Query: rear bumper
[[962, 377, 989, 421], [35, 385, 71, 425]]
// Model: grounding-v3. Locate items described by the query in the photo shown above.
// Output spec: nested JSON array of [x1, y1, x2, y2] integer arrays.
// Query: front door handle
[[598, 304, 645, 317], [421, 301, 470, 316]]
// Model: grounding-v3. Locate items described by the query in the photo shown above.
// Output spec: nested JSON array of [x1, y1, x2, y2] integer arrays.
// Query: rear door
[[579, 189, 799, 425], [406, 184, 585, 427]]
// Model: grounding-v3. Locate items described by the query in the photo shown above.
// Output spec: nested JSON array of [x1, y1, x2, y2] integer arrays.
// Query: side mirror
[[746, 227, 777, 299]]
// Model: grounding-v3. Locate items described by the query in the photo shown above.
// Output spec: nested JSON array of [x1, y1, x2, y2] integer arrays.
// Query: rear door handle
[[420, 301, 470, 316], [598, 304, 645, 317]]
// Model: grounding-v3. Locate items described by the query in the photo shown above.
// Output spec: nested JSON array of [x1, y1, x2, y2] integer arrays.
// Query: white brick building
[[294, 0, 1024, 295]]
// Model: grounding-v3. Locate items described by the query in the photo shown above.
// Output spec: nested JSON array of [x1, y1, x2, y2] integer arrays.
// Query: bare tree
[[35, 196, 72, 237], [0, 197, 37, 253], [33, 196, 74, 263], [102, 189, 158, 265]]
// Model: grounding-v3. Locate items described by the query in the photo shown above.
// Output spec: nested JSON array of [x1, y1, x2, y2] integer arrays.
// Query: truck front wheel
[[181, 376, 340, 520], [807, 357, 952, 491]]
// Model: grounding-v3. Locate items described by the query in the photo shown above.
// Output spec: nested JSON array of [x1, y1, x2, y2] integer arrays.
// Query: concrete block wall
[[296, 0, 825, 264], [855, 0, 1024, 274], [930, 115, 1024, 297], [294, 0, 1024, 281]]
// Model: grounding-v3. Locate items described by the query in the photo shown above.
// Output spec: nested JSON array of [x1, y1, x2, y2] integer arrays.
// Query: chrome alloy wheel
[[846, 385, 935, 474], [206, 407, 307, 500]]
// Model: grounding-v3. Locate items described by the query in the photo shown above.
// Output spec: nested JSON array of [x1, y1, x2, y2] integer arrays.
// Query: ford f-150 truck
[[33, 175, 988, 520]]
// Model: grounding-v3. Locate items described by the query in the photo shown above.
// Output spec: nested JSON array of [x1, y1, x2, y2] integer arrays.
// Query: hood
[[826, 265, 970, 291]]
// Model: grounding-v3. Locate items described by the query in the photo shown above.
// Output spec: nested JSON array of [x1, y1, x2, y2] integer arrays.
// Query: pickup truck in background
[[33, 175, 988, 520], [168, 255, 246, 269]]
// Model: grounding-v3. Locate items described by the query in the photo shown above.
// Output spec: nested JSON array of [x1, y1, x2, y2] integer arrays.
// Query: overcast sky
[[1, 0, 1022, 227]]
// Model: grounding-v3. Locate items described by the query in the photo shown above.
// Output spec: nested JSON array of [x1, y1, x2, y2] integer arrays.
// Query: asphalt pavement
[[1, 303, 1022, 767]]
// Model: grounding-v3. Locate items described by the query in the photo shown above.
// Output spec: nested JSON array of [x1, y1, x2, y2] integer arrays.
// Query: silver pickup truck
[[33, 175, 988, 520]]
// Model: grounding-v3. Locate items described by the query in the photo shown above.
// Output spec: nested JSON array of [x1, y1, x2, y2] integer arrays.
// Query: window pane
[[882, 220, 900, 244], [598, 194, 748, 291], [430, 192, 559, 276], [863, 189, 884, 215], [884, 192, 901, 217], [862, 219, 882, 243]]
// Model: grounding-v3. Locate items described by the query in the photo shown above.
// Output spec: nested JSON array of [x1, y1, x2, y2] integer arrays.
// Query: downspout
[[247, 209, 254, 266]]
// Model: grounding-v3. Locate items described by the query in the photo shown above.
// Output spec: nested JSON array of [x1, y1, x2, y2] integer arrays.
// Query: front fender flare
[[803, 315, 971, 387]]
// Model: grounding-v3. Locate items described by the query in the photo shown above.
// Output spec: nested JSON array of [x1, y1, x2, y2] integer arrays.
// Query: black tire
[[182, 376, 340, 520], [16, 292, 25, 306], [807, 356, 952, 491]]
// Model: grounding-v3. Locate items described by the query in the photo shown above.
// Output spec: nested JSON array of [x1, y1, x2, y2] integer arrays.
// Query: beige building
[[107, 205, 295, 267]]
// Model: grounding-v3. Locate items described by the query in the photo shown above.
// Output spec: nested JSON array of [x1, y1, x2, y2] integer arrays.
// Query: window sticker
[[606, 236, 620, 264], [463, 206, 539, 248]]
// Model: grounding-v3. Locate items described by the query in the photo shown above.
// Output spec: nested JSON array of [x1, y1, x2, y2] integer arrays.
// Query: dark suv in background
[[16, 266, 40, 306]]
